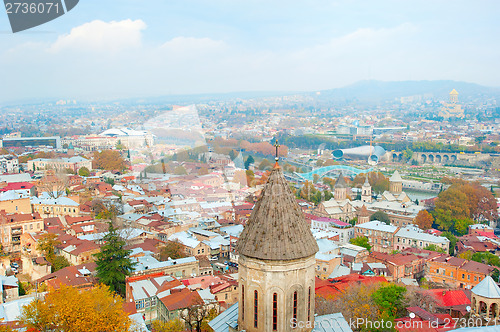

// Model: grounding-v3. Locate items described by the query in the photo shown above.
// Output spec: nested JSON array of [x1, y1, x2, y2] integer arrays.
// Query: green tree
[[454, 218, 475, 236], [52, 255, 70, 272], [441, 231, 457, 255], [78, 167, 90, 177], [93, 224, 136, 297], [403, 148, 413, 162], [471, 252, 500, 267], [423, 244, 445, 253], [350, 236, 371, 252], [18, 281, 26, 296], [244, 155, 254, 170], [371, 284, 407, 318], [370, 211, 391, 225]]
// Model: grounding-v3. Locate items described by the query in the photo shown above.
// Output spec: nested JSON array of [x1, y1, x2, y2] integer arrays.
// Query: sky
[[1, 0, 500, 102]]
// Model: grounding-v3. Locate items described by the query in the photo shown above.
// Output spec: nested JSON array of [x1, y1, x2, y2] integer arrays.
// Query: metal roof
[[471, 276, 500, 299], [209, 302, 239, 332], [313, 312, 353, 332]]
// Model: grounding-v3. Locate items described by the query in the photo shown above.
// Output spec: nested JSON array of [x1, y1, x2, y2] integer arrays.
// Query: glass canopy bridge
[[294, 165, 373, 182]]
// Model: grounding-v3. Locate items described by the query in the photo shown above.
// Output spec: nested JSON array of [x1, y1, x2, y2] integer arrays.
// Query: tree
[[404, 287, 437, 312], [93, 223, 136, 297], [37, 172, 69, 199], [454, 218, 475, 236], [78, 167, 90, 177], [350, 236, 371, 252], [93, 150, 126, 171], [18, 281, 26, 296], [52, 255, 70, 271], [315, 283, 380, 324], [174, 166, 187, 175], [37, 233, 59, 263], [370, 211, 390, 225], [441, 231, 457, 255], [151, 319, 185, 332], [245, 169, 255, 187], [179, 297, 211, 332], [258, 159, 273, 170], [37, 233, 69, 272], [423, 244, 445, 253], [402, 148, 413, 162], [352, 172, 389, 194], [160, 240, 187, 261], [19, 284, 131, 332], [434, 181, 498, 232], [471, 252, 500, 267], [371, 284, 407, 318], [90, 199, 123, 220], [414, 210, 434, 230], [244, 155, 254, 170]]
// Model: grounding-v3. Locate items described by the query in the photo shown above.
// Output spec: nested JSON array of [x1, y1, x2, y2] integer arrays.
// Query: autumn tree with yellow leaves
[[19, 284, 132, 332]]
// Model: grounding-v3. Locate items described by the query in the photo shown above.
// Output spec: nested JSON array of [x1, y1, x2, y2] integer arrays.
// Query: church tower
[[361, 175, 372, 203], [334, 172, 347, 201], [236, 163, 319, 332], [449, 89, 459, 104], [357, 204, 370, 225], [389, 170, 403, 194]]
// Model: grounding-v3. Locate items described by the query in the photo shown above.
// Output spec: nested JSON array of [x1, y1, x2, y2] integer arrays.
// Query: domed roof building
[[471, 276, 500, 320]]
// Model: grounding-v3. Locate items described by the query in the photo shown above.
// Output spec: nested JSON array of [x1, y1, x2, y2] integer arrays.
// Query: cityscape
[[1, 1, 500, 332]]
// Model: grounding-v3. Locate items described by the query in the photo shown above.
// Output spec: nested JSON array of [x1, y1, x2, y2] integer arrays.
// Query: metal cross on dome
[[274, 139, 280, 162]]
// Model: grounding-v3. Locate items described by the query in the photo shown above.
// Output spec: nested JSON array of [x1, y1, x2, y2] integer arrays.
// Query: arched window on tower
[[273, 293, 278, 331], [293, 291, 298, 321], [305, 287, 310, 321], [254, 290, 258, 328], [241, 285, 245, 321]]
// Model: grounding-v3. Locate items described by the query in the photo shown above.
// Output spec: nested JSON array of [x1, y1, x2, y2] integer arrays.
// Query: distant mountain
[[312, 80, 500, 104]]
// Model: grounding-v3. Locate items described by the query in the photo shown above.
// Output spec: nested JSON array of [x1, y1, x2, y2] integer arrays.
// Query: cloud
[[49, 19, 147, 53]]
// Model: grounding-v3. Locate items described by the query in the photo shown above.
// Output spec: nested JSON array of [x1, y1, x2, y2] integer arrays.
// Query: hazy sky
[[1, 0, 499, 102]]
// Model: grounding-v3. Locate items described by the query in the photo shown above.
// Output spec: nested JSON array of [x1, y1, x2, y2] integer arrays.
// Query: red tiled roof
[[159, 288, 202, 311], [315, 274, 387, 299], [427, 289, 471, 307], [0, 182, 34, 192], [65, 216, 92, 225]]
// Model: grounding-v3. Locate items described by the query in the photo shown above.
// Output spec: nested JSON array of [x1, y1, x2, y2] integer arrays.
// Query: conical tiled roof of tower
[[237, 165, 319, 261], [359, 205, 369, 217], [335, 172, 347, 189], [389, 170, 403, 182]]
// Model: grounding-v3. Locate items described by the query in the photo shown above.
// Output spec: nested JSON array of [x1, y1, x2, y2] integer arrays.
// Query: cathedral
[[438, 89, 465, 119], [209, 161, 352, 331]]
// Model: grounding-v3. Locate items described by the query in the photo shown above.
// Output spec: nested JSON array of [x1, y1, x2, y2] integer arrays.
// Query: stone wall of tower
[[334, 187, 347, 201], [238, 254, 316, 332], [390, 181, 402, 194]]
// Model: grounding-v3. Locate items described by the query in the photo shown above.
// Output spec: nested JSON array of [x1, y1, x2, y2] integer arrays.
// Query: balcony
[[11, 228, 22, 235]]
